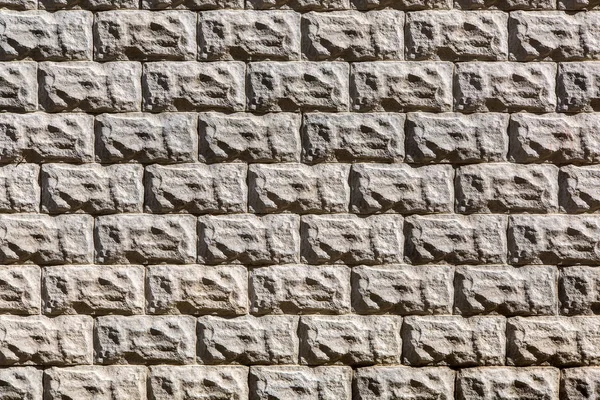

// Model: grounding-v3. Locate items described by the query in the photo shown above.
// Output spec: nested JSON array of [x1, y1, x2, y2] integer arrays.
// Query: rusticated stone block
[[95, 215, 196, 264], [354, 366, 455, 400], [559, 62, 600, 112], [352, 265, 454, 315], [248, 163, 349, 213], [94, 11, 196, 61], [0, 62, 36, 112], [143, 61, 245, 112], [0, 0, 35, 8], [247, 0, 348, 11], [0, 164, 39, 212], [0, 315, 92, 366], [405, 112, 509, 163], [559, 0, 600, 8], [40, 0, 136, 9], [561, 368, 600, 399], [197, 315, 299, 364], [351, 62, 453, 112], [95, 315, 196, 364], [142, 0, 243, 9], [455, 163, 559, 213], [349, 163, 453, 214], [0, 265, 40, 315], [351, 0, 451, 9], [198, 112, 301, 163], [455, 265, 557, 316], [406, 11, 508, 61], [402, 316, 506, 366], [560, 165, 600, 213], [455, 0, 553, 9], [248, 62, 349, 112], [145, 163, 247, 214], [302, 11, 403, 61], [250, 264, 351, 315], [42, 265, 144, 316], [560, 266, 600, 315], [301, 214, 403, 265], [0, 11, 92, 61], [0, 368, 42, 399], [147, 264, 248, 315], [0, 214, 93, 265], [198, 214, 299, 265], [41, 163, 144, 214], [405, 214, 507, 264], [299, 315, 402, 365]]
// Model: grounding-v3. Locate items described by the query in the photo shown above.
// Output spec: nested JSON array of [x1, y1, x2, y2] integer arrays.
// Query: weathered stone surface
[[302, 11, 403, 61], [559, 0, 600, 8], [406, 11, 508, 61], [142, 0, 243, 9], [560, 165, 600, 213], [0, 265, 39, 315], [41, 163, 144, 214], [354, 366, 455, 400], [42, 265, 144, 316], [455, 0, 553, 9], [455, 62, 556, 112], [301, 214, 403, 264], [402, 316, 506, 366], [247, 0, 348, 11], [198, 214, 300, 265], [147, 264, 248, 315], [559, 62, 600, 112], [250, 264, 351, 315], [145, 163, 247, 213], [0, 368, 42, 400], [455, 265, 557, 316], [143, 61, 245, 112], [0, 62, 36, 112], [197, 315, 299, 364], [199, 112, 301, 163], [95, 315, 196, 364], [0, 0, 35, 8], [0, 164, 39, 212], [351, 62, 453, 112], [352, 265, 454, 315], [456, 163, 559, 213], [560, 266, 600, 315], [95, 215, 196, 264], [561, 367, 600, 399], [95, 11, 196, 61], [248, 163, 349, 213], [351, 0, 451, 10], [0, 315, 92, 366], [40, 0, 136, 9], [405, 112, 509, 163], [248, 62, 349, 112], [349, 163, 453, 214], [0, 214, 93, 265], [405, 215, 507, 264], [299, 315, 402, 365], [199, 11, 300, 61]]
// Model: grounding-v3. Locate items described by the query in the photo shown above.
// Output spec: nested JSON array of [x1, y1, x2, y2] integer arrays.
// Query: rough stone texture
[[0, 164, 39, 213], [0, 368, 42, 400], [561, 367, 600, 399], [0, 62, 37, 112], [559, 62, 600, 112], [40, 0, 136, 9], [560, 266, 600, 316], [0, 265, 39, 315], [142, 0, 243, 9], [457, 367, 560, 399], [559, 165, 600, 213], [246, 0, 348, 11]]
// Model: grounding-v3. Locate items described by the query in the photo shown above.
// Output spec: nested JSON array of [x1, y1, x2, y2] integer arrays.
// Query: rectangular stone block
[[302, 11, 403, 61], [248, 163, 349, 213], [406, 11, 508, 61], [0, 0, 35, 8], [197, 315, 299, 364], [561, 368, 600, 399], [352, 264, 454, 315], [405, 215, 507, 264], [405, 112, 509, 163], [143, 61, 245, 112], [455, 265, 558, 316], [42, 265, 145, 316], [559, 0, 600, 8], [0, 265, 40, 315], [0, 214, 93, 265], [199, 112, 301, 163], [351, 61, 453, 112], [560, 165, 600, 212], [508, 215, 600, 265], [0, 368, 42, 400], [301, 214, 403, 265], [301, 113, 404, 164], [40, 0, 137, 9], [455, 0, 553, 9], [349, 163, 453, 214], [198, 214, 300, 265], [559, 62, 600, 112], [0, 62, 36, 112], [248, 62, 349, 112], [351, 0, 451, 9], [0, 164, 39, 212], [41, 163, 144, 214], [402, 316, 506, 366], [0, 11, 92, 61], [95, 215, 196, 264], [250, 264, 351, 315], [147, 264, 248, 316], [560, 266, 600, 315], [0, 315, 92, 366], [145, 163, 247, 214], [143, 0, 243, 8], [247, 0, 348, 11], [455, 163, 559, 213], [95, 315, 196, 364]]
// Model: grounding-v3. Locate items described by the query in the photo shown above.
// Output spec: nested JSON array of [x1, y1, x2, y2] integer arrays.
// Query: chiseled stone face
[[0, 368, 42, 400], [558, 62, 600, 112], [0, 164, 39, 213], [560, 266, 600, 316], [0, 265, 40, 315], [561, 368, 600, 399], [0, 62, 37, 112]]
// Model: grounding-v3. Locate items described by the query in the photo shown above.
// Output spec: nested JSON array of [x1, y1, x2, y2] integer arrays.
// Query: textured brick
[[0, 265, 40, 315], [0, 164, 39, 212], [248, 163, 349, 213], [0, 368, 42, 400], [406, 11, 508, 61], [0, 0, 35, 8], [352, 0, 451, 10], [0, 62, 36, 112], [405, 112, 509, 163], [142, 0, 243, 9], [559, 62, 600, 112], [301, 214, 403, 265], [402, 316, 506, 366], [559, 0, 600, 8], [351, 62, 453, 112], [560, 266, 600, 315], [561, 368, 600, 399], [298, 315, 402, 365], [559, 165, 600, 212], [247, 0, 348, 11], [455, 0, 553, 9], [248, 62, 349, 112], [40, 0, 136, 9], [197, 315, 299, 364], [250, 264, 351, 315]]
